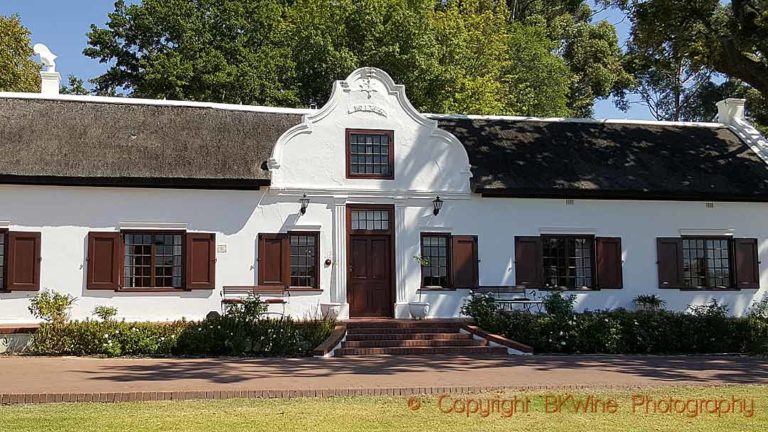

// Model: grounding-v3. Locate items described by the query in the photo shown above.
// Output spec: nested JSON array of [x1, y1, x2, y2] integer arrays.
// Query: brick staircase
[[334, 320, 509, 357]]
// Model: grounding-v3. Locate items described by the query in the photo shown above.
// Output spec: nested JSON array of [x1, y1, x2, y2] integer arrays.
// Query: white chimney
[[716, 98, 746, 124], [33, 43, 60, 95]]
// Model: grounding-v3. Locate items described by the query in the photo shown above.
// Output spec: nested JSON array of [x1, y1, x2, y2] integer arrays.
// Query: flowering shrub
[[173, 315, 335, 357], [92, 305, 119, 321], [173, 295, 334, 356], [27, 290, 76, 324], [462, 294, 768, 354], [30, 316, 334, 357], [30, 300, 334, 358], [30, 320, 187, 356]]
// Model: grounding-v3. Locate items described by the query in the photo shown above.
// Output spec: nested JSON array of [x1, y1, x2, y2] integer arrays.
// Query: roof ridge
[[425, 113, 725, 128], [0, 92, 726, 127], [0, 92, 312, 115]]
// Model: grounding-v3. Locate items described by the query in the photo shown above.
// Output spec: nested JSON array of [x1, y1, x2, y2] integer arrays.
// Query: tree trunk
[[713, 38, 768, 97]]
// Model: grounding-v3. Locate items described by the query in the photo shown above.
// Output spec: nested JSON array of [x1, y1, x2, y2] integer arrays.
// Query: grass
[[1, 386, 766, 432]]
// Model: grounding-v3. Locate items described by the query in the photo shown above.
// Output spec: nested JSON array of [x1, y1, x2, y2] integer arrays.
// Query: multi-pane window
[[123, 233, 183, 289], [290, 234, 318, 288], [421, 235, 449, 287], [351, 210, 389, 231], [542, 236, 594, 289], [0, 232, 5, 289], [682, 238, 732, 288], [347, 129, 394, 178]]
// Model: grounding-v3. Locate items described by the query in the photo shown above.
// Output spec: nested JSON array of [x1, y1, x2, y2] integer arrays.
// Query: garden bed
[[22, 291, 334, 357], [462, 293, 768, 355]]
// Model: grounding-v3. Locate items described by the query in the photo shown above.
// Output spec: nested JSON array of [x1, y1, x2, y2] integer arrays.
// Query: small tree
[[224, 294, 268, 324], [92, 305, 118, 321], [28, 290, 76, 324]]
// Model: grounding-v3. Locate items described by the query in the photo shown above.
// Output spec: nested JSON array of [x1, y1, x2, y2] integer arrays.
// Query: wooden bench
[[221, 286, 288, 316]]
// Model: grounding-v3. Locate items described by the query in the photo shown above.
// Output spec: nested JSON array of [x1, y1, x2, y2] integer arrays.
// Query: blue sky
[[1, 0, 652, 120]]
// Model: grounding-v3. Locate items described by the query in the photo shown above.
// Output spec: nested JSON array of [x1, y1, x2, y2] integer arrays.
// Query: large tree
[[85, 0, 628, 116], [287, 0, 442, 110], [504, 1, 633, 116], [288, 0, 573, 115], [427, 0, 512, 114], [85, 0, 298, 105], [617, 46, 715, 121], [611, 0, 768, 102], [0, 14, 40, 93], [608, 0, 768, 128]]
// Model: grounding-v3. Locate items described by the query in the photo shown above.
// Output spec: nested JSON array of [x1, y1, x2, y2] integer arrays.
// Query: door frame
[[345, 204, 396, 318]]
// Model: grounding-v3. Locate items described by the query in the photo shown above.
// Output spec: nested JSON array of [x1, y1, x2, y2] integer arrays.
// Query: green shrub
[[27, 290, 76, 324], [747, 297, 768, 319], [633, 294, 666, 310], [30, 320, 187, 357], [29, 316, 334, 358], [173, 315, 334, 357], [460, 293, 500, 330], [462, 293, 768, 355], [28, 293, 335, 358], [93, 305, 118, 321], [541, 291, 576, 318], [222, 294, 268, 323]]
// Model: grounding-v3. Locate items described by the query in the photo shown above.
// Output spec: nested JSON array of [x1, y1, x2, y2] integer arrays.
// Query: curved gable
[[269, 68, 472, 196]]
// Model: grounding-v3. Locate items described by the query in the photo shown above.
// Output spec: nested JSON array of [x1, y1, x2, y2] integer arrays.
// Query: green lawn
[[1, 386, 766, 432]]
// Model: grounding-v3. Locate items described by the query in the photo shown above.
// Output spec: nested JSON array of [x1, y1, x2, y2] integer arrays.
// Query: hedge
[[29, 317, 335, 357], [25, 292, 335, 357], [462, 293, 768, 354]]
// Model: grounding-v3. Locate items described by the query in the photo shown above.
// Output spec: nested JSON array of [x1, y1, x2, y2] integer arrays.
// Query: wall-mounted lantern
[[432, 196, 443, 216], [299, 193, 310, 215]]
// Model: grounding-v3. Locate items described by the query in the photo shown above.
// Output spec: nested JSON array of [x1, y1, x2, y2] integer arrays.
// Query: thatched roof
[[437, 117, 768, 201], [2, 95, 768, 201], [0, 97, 302, 189]]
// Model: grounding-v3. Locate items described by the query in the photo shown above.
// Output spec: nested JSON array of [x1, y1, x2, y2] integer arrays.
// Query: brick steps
[[345, 332, 472, 341], [335, 320, 508, 357], [347, 326, 462, 335], [344, 320, 465, 328], [343, 338, 486, 348], [335, 346, 508, 356]]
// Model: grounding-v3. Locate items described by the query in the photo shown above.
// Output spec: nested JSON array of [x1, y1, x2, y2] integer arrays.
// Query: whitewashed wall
[[0, 185, 335, 323], [409, 196, 768, 318], [1, 67, 766, 323], [0, 183, 766, 323]]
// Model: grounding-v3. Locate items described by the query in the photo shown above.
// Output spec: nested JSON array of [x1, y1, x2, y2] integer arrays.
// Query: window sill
[[346, 175, 395, 180], [418, 287, 455, 292], [117, 288, 185, 293], [659, 286, 750, 291], [251, 286, 288, 294], [525, 286, 603, 292], [222, 297, 287, 305], [286, 287, 323, 293], [472, 286, 526, 294]]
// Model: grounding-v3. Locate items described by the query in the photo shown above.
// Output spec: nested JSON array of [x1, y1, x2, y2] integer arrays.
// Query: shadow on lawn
[[79, 355, 768, 386]]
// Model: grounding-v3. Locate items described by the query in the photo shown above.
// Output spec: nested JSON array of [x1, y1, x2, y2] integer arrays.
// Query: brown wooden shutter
[[258, 233, 289, 287], [733, 238, 759, 289], [87, 232, 121, 290], [657, 237, 684, 288], [7, 232, 41, 291], [596, 237, 623, 289], [186, 233, 216, 289], [515, 236, 542, 287], [451, 235, 478, 288]]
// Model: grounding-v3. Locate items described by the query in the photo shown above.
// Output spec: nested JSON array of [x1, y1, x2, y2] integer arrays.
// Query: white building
[[1, 65, 767, 323]]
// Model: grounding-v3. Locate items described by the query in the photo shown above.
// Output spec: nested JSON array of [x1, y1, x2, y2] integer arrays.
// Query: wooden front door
[[347, 205, 394, 318]]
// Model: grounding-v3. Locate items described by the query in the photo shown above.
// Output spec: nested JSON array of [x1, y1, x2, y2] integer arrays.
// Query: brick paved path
[[1, 355, 765, 403]]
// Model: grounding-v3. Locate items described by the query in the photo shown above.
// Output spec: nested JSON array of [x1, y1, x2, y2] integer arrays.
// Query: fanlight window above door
[[350, 210, 389, 231]]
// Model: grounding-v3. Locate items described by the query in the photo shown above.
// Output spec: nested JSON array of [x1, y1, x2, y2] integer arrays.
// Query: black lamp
[[432, 196, 443, 216], [299, 194, 310, 215]]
